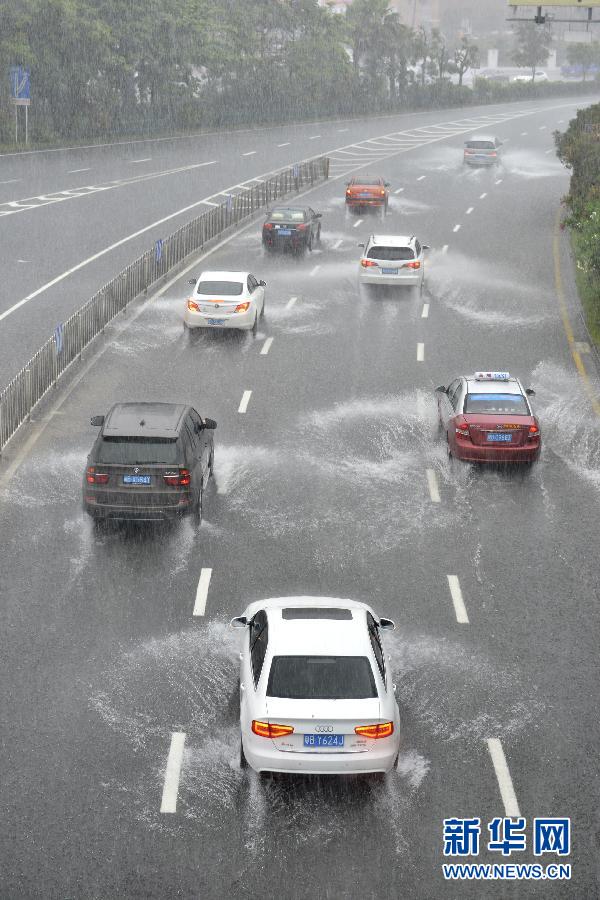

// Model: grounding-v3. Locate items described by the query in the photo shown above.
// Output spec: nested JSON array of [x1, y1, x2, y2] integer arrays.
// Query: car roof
[[464, 376, 524, 395], [249, 596, 375, 657], [368, 234, 415, 246], [350, 175, 383, 182], [102, 402, 188, 438], [197, 270, 249, 280], [467, 134, 496, 142]]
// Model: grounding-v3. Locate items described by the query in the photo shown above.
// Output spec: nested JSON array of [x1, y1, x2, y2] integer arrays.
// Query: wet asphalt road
[[1, 97, 600, 899]]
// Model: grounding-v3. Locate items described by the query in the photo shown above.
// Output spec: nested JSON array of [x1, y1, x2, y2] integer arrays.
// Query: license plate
[[303, 734, 345, 748], [123, 475, 151, 485], [277, 229, 292, 236], [486, 433, 512, 443], [207, 318, 226, 325], [359, 192, 371, 198], [381, 268, 398, 275]]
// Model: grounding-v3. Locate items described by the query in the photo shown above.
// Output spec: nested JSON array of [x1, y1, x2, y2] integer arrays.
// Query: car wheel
[[307, 234, 313, 252], [260, 297, 265, 319], [240, 737, 248, 769], [251, 312, 258, 335], [193, 486, 203, 525], [446, 434, 452, 458], [208, 447, 214, 477], [316, 226, 321, 244]]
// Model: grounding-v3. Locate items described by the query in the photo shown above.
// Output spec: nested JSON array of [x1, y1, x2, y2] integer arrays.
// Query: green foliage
[[566, 42, 600, 81], [511, 23, 552, 78]]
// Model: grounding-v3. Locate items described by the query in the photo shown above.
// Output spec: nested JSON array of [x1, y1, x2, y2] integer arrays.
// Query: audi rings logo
[[133, 467, 140, 474], [315, 725, 334, 733]]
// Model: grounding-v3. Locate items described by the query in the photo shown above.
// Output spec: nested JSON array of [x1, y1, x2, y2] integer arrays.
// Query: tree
[[430, 28, 450, 82], [511, 23, 552, 81], [453, 35, 478, 87], [566, 42, 600, 82]]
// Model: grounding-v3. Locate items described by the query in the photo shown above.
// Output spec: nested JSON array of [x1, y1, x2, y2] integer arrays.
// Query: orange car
[[345, 175, 390, 213]]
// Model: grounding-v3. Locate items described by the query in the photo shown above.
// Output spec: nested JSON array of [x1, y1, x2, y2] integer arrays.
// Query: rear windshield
[[351, 178, 381, 186], [196, 280, 243, 296], [270, 209, 305, 222], [464, 393, 529, 415], [267, 656, 377, 700], [367, 246, 414, 261], [466, 141, 495, 150], [96, 437, 180, 464]]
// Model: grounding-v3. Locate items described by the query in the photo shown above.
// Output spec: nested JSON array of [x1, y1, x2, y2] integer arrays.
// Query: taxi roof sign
[[474, 371, 511, 381]]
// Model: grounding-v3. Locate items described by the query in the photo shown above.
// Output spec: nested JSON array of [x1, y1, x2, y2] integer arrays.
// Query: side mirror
[[188, 278, 197, 285], [384, 182, 391, 187], [315, 213, 322, 218], [90, 415, 105, 427], [203, 417, 217, 430], [259, 280, 266, 287], [435, 385, 447, 394], [422, 244, 431, 250], [230, 616, 248, 629], [357, 242, 365, 248], [379, 617, 395, 631], [525, 388, 535, 396]]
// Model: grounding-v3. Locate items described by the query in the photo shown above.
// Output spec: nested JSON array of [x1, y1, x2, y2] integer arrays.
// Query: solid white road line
[[545, 149, 553, 155], [238, 390, 252, 414], [286, 296, 297, 310], [277, 142, 290, 147], [426, 468, 440, 503], [394, 187, 404, 194], [487, 738, 521, 818], [521, 131, 528, 136], [539, 125, 547, 131], [261, 337, 273, 356], [332, 238, 343, 249], [0, 178, 21, 185], [421, 303, 429, 318], [417, 175, 426, 181], [243, 151, 256, 156], [353, 219, 363, 228], [67, 168, 91, 174], [193, 568, 212, 616], [479, 192, 487, 199], [310, 264, 320, 277], [453, 224, 461, 233], [442, 244, 449, 254], [160, 732, 186, 814], [417, 342, 424, 362], [495, 178, 503, 185], [130, 157, 152, 163], [466, 207, 474, 215], [447, 575, 469, 624], [337, 128, 349, 132]]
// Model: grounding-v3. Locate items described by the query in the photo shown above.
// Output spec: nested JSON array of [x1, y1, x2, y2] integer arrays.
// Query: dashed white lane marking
[[479, 192, 487, 199], [277, 142, 290, 147], [309, 135, 321, 140], [160, 732, 186, 814], [242, 151, 257, 156], [417, 175, 426, 181], [417, 342, 425, 362], [67, 168, 91, 174], [238, 390, 252, 414], [285, 296, 297, 310], [421, 303, 429, 318], [332, 238, 343, 249], [521, 131, 528, 136], [495, 178, 503, 185], [545, 149, 553, 155], [130, 157, 152, 163], [193, 568, 212, 616], [0, 178, 21, 184], [426, 469, 440, 503], [453, 224, 461, 233], [447, 575, 469, 624], [442, 244, 449, 254], [487, 738, 521, 818], [353, 219, 363, 228], [394, 187, 404, 194], [539, 125, 547, 131], [337, 128, 349, 132], [310, 264, 321, 277], [558, 119, 564, 124], [261, 337, 273, 356], [466, 207, 474, 215]]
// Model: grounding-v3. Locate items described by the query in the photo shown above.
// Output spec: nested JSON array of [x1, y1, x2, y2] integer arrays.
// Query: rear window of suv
[[267, 656, 377, 699], [196, 281, 243, 295], [466, 141, 495, 150], [464, 393, 529, 415], [95, 437, 180, 464], [367, 246, 414, 261]]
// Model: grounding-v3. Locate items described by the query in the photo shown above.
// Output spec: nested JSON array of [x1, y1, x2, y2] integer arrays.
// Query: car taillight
[[252, 720, 294, 738], [528, 424, 540, 437], [355, 722, 394, 739], [263, 222, 273, 230], [296, 223, 308, 230], [187, 299, 200, 311], [406, 261, 421, 270], [490, 151, 497, 157], [346, 189, 352, 196], [361, 259, 378, 268], [235, 302, 250, 313], [86, 467, 109, 484], [455, 419, 470, 437], [380, 189, 386, 196], [163, 468, 190, 486]]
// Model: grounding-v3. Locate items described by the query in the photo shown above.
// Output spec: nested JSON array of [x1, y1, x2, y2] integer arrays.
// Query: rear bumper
[[262, 235, 307, 250], [243, 732, 399, 774], [453, 441, 541, 463], [183, 307, 256, 330], [359, 271, 422, 286], [83, 495, 192, 521], [464, 156, 497, 167], [346, 198, 386, 208]]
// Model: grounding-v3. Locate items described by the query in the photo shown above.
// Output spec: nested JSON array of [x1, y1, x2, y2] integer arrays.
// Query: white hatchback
[[231, 596, 401, 775], [184, 270, 266, 332], [358, 235, 428, 289]]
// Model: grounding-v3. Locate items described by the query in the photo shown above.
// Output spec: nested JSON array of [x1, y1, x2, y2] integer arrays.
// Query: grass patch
[[571, 230, 600, 349]]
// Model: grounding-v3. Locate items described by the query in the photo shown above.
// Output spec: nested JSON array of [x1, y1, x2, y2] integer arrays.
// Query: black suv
[[262, 206, 322, 253], [83, 402, 216, 523]]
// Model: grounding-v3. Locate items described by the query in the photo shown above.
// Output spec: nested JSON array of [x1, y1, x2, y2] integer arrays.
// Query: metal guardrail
[[0, 156, 330, 453]]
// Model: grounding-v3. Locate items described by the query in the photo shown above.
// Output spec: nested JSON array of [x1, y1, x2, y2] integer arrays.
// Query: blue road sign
[[292, 164, 300, 179], [155, 238, 163, 263], [10, 66, 30, 105], [54, 323, 64, 354]]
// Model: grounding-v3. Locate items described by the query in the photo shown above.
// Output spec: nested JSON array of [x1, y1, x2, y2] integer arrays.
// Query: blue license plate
[[277, 229, 292, 236], [207, 318, 226, 325], [359, 192, 371, 197], [381, 268, 398, 275], [123, 475, 151, 484], [487, 433, 512, 443], [303, 734, 345, 748]]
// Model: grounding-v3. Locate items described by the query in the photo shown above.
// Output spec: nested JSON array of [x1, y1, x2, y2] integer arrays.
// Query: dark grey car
[[83, 402, 216, 523]]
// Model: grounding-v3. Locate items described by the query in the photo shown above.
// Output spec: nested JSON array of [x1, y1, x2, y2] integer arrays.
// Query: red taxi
[[436, 372, 541, 463], [345, 175, 390, 213]]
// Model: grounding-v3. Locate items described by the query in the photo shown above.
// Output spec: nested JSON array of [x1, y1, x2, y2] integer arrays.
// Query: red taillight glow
[[252, 720, 294, 738], [406, 261, 421, 270], [235, 302, 250, 313], [455, 419, 470, 437], [86, 467, 109, 484], [380, 189, 386, 196], [187, 299, 200, 311], [355, 722, 394, 739], [296, 223, 308, 230], [528, 424, 540, 437], [361, 259, 378, 268], [263, 222, 274, 230], [346, 189, 352, 196], [163, 468, 190, 487]]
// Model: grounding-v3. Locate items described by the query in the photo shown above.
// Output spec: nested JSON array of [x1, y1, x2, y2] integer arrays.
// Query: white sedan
[[231, 596, 401, 775], [184, 270, 266, 332]]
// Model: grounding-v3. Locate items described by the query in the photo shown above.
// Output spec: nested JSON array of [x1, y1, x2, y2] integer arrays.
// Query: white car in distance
[[184, 270, 266, 332], [358, 235, 429, 290], [231, 596, 401, 775]]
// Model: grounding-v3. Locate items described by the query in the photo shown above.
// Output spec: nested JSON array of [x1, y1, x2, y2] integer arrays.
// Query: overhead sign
[[508, 1, 600, 5], [9, 66, 30, 106]]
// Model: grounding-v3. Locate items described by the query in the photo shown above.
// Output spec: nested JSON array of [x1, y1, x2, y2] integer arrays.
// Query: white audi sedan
[[231, 596, 401, 775], [358, 235, 429, 289], [184, 270, 266, 332]]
